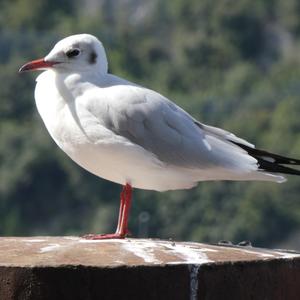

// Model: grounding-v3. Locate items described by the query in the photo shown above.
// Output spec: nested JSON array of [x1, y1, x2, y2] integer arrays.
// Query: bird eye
[[66, 49, 81, 58]]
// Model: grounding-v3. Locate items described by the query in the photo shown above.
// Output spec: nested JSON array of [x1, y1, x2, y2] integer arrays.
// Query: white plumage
[[24, 34, 287, 192]]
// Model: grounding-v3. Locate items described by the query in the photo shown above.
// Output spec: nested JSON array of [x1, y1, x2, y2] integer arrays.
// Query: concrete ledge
[[0, 237, 299, 299]]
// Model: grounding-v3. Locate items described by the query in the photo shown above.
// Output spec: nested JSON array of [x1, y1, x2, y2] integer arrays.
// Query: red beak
[[19, 58, 58, 73]]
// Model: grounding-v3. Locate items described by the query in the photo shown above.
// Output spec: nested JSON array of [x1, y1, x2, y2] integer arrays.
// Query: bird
[[19, 34, 300, 239]]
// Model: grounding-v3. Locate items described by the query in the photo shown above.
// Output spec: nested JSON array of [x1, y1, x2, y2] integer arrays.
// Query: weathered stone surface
[[0, 237, 299, 300]]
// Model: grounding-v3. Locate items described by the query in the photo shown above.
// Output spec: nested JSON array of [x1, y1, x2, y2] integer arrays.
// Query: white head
[[19, 34, 108, 74]]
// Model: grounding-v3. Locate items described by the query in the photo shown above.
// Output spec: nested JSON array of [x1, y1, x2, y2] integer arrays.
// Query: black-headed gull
[[19, 34, 300, 239]]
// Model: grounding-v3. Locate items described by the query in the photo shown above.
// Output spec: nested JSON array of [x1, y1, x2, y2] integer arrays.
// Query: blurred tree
[[0, 0, 300, 249]]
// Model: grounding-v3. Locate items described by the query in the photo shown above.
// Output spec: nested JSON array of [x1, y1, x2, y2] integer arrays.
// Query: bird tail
[[232, 142, 300, 176]]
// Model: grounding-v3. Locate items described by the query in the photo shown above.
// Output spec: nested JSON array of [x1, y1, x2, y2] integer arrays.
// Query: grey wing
[[110, 89, 214, 167], [91, 86, 258, 171]]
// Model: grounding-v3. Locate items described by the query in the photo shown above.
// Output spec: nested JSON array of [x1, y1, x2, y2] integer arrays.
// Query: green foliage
[[0, 0, 300, 248]]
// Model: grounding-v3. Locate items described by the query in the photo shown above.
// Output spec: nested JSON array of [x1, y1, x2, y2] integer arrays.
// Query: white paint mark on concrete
[[159, 242, 212, 265], [115, 260, 125, 264], [22, 239, 46, 243], [274, 251, 300, 259], [195, 247, 218, 253], [39, 244, 61, 253], [78, 239, 115, 243], [119, 240, 212, 265], [231, 247, 300, 259], [189, 264, 200, 300], [121, 240, 162, 264], [63, 236, 81, 241], [241, 249, 275, 258]]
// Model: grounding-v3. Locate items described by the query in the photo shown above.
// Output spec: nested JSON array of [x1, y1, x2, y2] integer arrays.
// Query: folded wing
[[88, 85, 259, 174]]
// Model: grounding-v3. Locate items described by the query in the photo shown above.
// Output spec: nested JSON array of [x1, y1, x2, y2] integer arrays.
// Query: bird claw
[[81, 233, 127, 240]]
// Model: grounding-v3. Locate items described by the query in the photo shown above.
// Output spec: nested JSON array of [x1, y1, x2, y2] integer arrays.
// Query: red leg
[[83, 184, 133, 240], [116, 183, 132, 236], [115, 185, 126, 234]]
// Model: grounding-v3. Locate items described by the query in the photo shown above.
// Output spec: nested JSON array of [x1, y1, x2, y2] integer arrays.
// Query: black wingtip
[[232, 141, 300, 176], [256, 158, 300, 176]]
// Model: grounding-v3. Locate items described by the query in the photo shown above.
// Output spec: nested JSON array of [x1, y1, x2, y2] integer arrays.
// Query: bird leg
[[83, 183, 133, 240], [115, 185, 126, 234]]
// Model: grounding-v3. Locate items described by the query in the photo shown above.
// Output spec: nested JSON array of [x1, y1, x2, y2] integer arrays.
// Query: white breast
[[35, 71, 86, 155], [34, 71, 199, 191]]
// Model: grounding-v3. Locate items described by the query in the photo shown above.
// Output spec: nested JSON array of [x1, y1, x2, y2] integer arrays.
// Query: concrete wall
[[0, 237, 299, 300]]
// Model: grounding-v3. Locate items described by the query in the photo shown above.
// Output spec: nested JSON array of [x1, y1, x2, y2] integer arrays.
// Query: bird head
[[19, 34, 108, 74]]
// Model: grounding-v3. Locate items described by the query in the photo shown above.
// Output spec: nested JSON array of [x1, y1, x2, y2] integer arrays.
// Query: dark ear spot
[[89, 51, 97, 64]]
